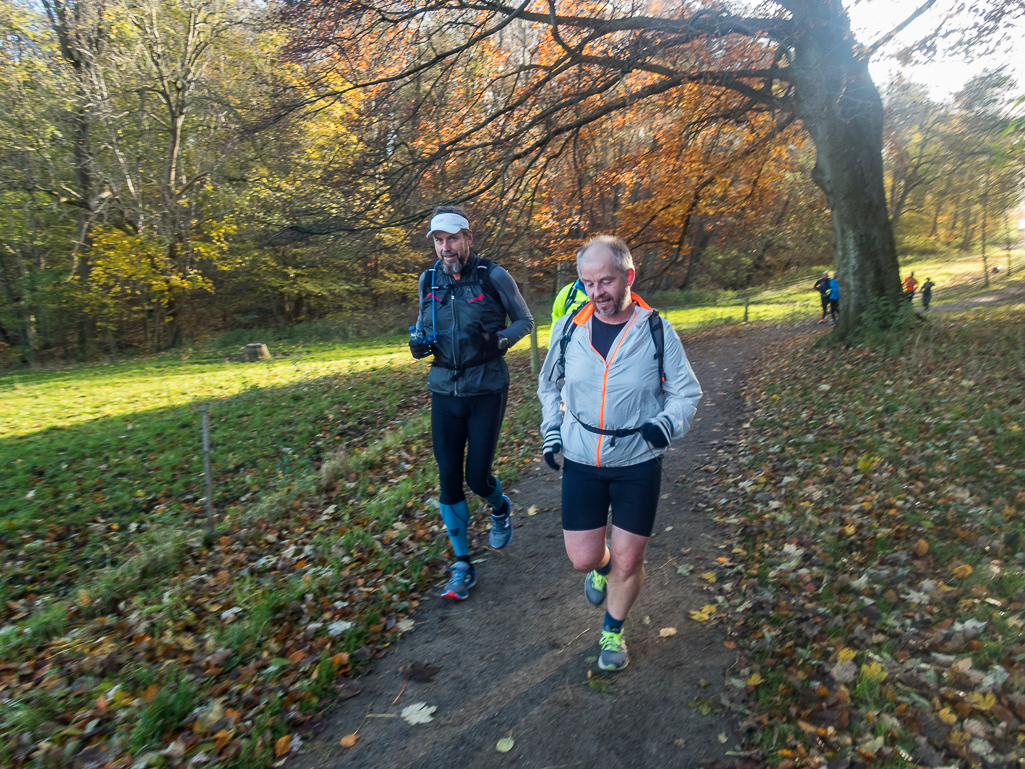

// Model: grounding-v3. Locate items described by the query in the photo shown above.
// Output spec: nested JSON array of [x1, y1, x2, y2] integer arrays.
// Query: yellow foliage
[[951, 564, 973, 579], [859, 661, 888, 684]]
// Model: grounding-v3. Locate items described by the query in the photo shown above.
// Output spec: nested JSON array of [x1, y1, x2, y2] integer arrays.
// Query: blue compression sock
[[483, 477, 505, 511], [439, 500, 471, 558], [603, 611, 624, 634]]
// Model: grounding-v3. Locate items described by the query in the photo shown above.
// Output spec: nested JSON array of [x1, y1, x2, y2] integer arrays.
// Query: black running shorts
[[561, 457, 662, 537]]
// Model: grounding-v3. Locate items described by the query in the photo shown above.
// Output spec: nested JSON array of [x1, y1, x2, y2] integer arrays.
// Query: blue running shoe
[[441, 562, 476, 601], [489, 496, 513, 550], [584, 570, 608, 606], [598, 629, 628, 671]]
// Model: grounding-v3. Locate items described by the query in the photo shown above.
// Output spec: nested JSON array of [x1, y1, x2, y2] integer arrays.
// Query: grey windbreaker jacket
[[538, 296, 702, 467]]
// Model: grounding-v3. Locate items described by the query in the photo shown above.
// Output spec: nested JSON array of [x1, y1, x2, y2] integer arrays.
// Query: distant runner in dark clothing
[[921, 278, 934, 311], [813, 271, 831, 324]]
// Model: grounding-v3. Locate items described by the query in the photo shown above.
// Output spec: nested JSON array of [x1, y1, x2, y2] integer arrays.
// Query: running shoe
[[598, 629, 628, 671], [584, 569, 608, 606], [441, 562, 476, 601], [488, 496, 513, 550]]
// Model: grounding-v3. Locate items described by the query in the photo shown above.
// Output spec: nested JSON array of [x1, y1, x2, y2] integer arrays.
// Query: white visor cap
[[427, 213, 470, 238]]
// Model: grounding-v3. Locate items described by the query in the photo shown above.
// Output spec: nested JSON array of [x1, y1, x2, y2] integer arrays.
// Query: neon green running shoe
[[598, 629, 628, 671], [584, 569, 608, 606]]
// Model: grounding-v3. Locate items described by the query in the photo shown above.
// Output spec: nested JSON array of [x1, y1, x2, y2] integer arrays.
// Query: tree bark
[[788, 1, 902, 338]]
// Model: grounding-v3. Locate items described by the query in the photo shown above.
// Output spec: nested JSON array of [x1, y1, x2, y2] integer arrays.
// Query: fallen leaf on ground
[[401, 702, 437, 724], [527, 505, 537, 516], [659, 627, 678, 637], [496, 736, 515, 753], [952, 563, 973, 579], [403, 662, 440, 682], [274, 735, 291, 757], [830, 660, 858, 684], [701, 571, 717, 583], [340, 734, 359, 748], [689, 604, 717, 621], [860, 661, 887, 683], [337, 681, 364, 699]]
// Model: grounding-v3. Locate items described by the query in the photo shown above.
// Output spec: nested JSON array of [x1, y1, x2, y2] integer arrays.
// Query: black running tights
[[431, 389, 508, 505]]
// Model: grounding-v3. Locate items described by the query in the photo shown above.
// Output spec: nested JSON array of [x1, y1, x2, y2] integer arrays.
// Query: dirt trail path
[[291, 320, 820, 769], [932, 276, 1025, 313]]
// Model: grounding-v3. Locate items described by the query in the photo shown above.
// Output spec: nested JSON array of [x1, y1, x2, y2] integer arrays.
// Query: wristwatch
[[497, 334, 510, 351]]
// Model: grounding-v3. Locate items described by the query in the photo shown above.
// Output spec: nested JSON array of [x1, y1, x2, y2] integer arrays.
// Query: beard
[[439, 253, 468, 275], [592, 287, 631, 318]]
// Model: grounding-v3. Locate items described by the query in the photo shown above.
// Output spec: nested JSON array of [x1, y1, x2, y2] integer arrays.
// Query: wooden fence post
[[202, 404, 214, 532]]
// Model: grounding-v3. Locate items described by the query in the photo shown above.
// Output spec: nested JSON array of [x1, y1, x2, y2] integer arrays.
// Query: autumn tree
[[278, 0, 1021, 339], [883, 72, 1024, 265], [0, 0, 295, 356]]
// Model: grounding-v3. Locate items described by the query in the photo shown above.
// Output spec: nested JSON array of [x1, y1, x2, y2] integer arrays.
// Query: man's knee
[[569, 552, 605, 572], [465, 472, 494, 500], [609, 549, 646, 577]]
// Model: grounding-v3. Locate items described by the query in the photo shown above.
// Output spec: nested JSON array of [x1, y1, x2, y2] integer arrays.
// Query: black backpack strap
[[551, 305, 664, 389], [551, 303, 585, 381], [564, 279, 585, 313], [648, 310, 665, 389], [473, 258, 503, 306], [420, 263, 439, 302]]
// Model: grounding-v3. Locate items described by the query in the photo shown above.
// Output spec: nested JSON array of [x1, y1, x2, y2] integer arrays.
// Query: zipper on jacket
[[593, 313, 639, 467], [451, 277, 460, 396]]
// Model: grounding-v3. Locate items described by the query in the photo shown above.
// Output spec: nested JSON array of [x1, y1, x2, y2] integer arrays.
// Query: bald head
[[576, 235, 634, 275], [576, 235, 636, 321]]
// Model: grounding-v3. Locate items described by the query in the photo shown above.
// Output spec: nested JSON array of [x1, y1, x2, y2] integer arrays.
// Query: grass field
[[0, 339, 540, 767]]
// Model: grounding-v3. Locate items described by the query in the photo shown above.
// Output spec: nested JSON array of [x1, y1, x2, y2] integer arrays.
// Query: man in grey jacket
[[410, 205, 534, 601], [538, 235, 701, 670]]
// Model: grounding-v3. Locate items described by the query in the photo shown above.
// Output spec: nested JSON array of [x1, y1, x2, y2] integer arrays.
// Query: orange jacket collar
[[573, 293, 651, 326]]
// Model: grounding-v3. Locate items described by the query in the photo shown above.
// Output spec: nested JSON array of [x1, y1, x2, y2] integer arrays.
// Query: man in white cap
[[409, 205, 534, 600]]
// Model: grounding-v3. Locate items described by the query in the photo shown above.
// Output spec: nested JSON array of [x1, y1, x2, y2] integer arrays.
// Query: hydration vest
[[418, 255, 510, 394]]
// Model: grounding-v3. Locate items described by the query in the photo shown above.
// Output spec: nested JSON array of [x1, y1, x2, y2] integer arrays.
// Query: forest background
[[1, 0, 1023, 366]]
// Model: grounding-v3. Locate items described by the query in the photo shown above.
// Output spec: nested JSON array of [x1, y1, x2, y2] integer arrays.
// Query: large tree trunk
[[789, 1, 903, 339]]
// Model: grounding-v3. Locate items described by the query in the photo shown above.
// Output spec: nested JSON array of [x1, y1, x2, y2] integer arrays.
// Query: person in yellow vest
[[549, 278, 589, 345]]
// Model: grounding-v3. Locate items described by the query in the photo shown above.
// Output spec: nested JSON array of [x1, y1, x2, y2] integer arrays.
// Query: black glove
[[481, 332, 499, 354], [476, 321, 503, 355], [638, 415, 673, 449], [409, 338, 432, 359], [542, 426, 563, 470]]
